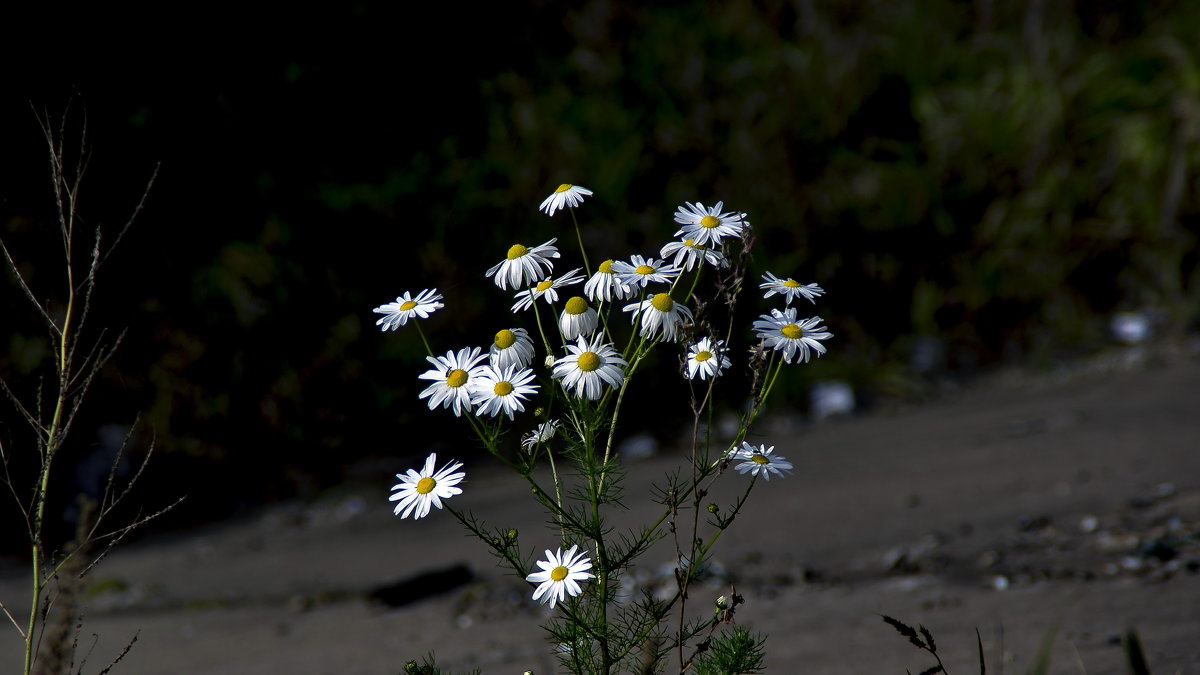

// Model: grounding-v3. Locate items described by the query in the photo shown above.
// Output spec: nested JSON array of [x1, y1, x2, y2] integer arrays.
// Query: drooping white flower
[[584, 259, 635, 302], [728, 442, 793, 481], [486, 239, 560, 290], [659, 238, 728, 271], [752, 308, 832, 364], [469, 364, 539, 420], [559, 296, 599, 340], [417, 347, 489, 416], [512, 268, 585, 312], [552, 335, 627, 400], [373, 288, 444, 330], [490, 327, 536, 371], [527, 544, 595, 608], [760, 272, 824, 305], [623, 292, 693, 343], [539, 184, 593, 217], [685, 337, 731, 380], [611, 255, 681, 289], [521, 420, 560, 451], [388, 453, 465, 519]]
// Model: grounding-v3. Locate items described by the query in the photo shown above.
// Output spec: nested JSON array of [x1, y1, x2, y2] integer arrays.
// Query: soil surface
[[3, 350, 1199, 674]]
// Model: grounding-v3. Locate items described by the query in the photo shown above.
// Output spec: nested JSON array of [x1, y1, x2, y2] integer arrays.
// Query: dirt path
[[2, 353, 1198, 674]]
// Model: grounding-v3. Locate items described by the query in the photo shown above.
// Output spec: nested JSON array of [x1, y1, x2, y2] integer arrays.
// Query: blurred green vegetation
[[2, 0, 1198, 533]]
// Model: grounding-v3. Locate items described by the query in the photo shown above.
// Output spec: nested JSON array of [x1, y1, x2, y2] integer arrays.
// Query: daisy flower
[[760, 272, 824, 305], [490, 327, 536, 371], [521, 420, 560, 450], [539, 184, 593, 217], [583, 259, 635, 302], [685, 337, 731, 380], [486, 239, 560, 290], [511, 268, 585, 312], [729, 442, 793, 480], [559, 296, 599, 340], [469, 364, 539, 420], [673, 201, 748, 246], [552, 335, 627, 400], [417, 347, 489, 416], [388, 453, 465, 519], [752, 308, 832, 364], [527, 544, 595, 608], [660, 238, 728, 271], [373, 288, 444, 330], [611, 255, 681, 289], [623, 292, 693, 343]]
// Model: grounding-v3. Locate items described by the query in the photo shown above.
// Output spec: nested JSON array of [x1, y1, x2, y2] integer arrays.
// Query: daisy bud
[[707, 504, 719, 514], [544, 355, 556, 369], [715, 595, 732, 610]]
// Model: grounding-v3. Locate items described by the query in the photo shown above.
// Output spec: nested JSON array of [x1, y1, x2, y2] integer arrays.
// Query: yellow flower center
[[536, 279, 554, 292], [700, 215, 720, 229], [635, 264, 655, 275], [507, 244, 528, 260], [399, 300, 418, 311], [446, 369, 469, 387], [695, 350, 712, 362], [651, 293, 674, 312], [750, 454, 770, 465], [550, 565, 569, 581], [577, 351, 601, 372], [555, 184, 573, 193], [494, 329, 517, 349], [416, 477, 436, 494], [781, 323, 803, 340], [493, 381, 514, 396], [598, 259, 615, 274], [564, 296, 588, 315], [685, 238, 704, 250], [783, 279, 801, 288]]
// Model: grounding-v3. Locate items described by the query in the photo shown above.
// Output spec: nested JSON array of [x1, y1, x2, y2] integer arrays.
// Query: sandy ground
[[2, 351, 1199, 674]]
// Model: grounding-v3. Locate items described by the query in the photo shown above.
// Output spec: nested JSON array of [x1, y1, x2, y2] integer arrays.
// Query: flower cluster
[[371, 182, 833, 615]]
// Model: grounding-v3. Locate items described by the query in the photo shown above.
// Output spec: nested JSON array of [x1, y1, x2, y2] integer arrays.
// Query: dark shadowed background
[[2, 1, 1198, 553]]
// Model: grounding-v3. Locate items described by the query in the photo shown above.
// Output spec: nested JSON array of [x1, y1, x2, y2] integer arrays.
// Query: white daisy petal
[[526, 544, 595, 608], [552, 335, 628, 400], [469, 364, 539, 420], [760, 272, 824, 305], [611, 255, 681, 289], [685, 337, 731, 380], [417, 347, 489, 416], [752, 308, 832, 364], [486, 239, 561, 291], [521, 420, 560, 450], [388, 452, 466, 519], [490, 327, 536, 370], [660, 238, 729, 271], [584, 259, 636, 302], [729, 442, 793, 481], [539, 184, 593, 217], [373, 288, 445, 330], [558, 296, 599, 340], [672, 201, 748, 247], [622, 292, 693, 343], [512, 268, 585, 312]]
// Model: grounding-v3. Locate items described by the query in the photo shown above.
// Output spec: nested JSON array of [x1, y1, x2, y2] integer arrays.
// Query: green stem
[[570, 207, 591, 278], [413, 321, 435, 358], [25, 184, 77, 675]]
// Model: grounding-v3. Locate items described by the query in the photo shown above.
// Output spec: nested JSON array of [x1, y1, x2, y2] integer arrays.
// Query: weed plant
[[0, 110, 177, 675], [374, 185, 830, 674]]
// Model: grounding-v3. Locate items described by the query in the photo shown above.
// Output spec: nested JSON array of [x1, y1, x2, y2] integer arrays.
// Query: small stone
[[990, 575, 1010, 591], [1079, 515, 1099, 533]]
